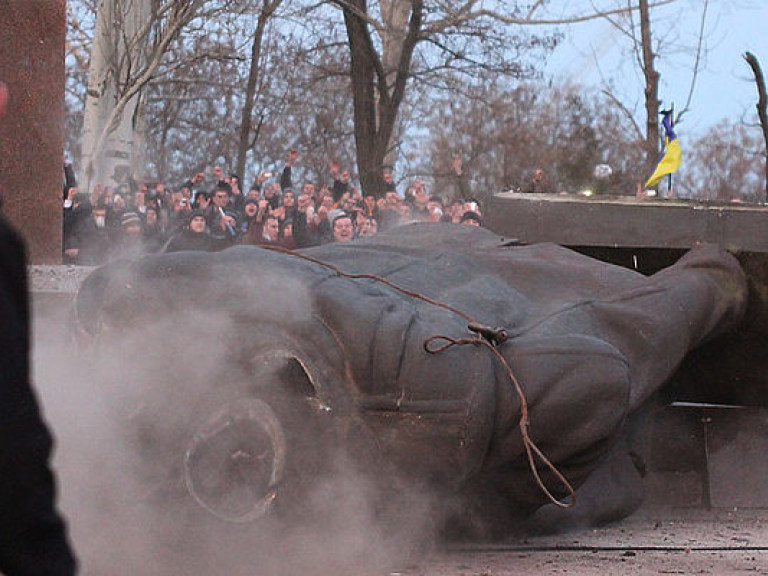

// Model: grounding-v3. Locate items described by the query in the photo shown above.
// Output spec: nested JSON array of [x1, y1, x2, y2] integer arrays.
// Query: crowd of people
[[63, 151, 485, 266]]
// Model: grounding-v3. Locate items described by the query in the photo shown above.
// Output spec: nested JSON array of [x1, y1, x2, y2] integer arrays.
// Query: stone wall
[[0, 1, 66, 264]]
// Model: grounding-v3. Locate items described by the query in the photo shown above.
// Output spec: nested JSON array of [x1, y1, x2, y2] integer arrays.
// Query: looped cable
[[258, 244, 575, 509], [426, 328, 576, 509], [423, 334, 480, 354]]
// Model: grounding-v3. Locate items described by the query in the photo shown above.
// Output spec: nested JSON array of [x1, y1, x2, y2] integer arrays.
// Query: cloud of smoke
[[31, 272, 439, 576]]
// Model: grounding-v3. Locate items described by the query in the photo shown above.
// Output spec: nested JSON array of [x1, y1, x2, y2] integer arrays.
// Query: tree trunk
[[379, 0, 411, 171], [341, 0, 422, 199], [81, 0, 150, 193], [344, 1, 386, 199], [236, 2, 278, 183], [639, 0, 660, 181], [744, 51, 768, 203]]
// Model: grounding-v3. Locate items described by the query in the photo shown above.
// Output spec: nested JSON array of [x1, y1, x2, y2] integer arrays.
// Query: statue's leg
[[525, 434, 645, 534]]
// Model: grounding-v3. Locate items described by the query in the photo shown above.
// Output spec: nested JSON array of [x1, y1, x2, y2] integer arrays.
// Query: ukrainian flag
[[645, 112, 681, 189]]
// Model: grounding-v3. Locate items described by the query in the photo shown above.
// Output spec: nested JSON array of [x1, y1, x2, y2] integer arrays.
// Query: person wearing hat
[[239, 198, 260, 236], [120, 211, 142, 232], [459, 210, 482, 227], [162, 210, 227, 253], [109, 211, 148, 260], [278, 218, 297, 250]]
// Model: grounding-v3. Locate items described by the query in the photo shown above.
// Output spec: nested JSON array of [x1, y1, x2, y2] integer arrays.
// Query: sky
[[544, 0, 768, 138]]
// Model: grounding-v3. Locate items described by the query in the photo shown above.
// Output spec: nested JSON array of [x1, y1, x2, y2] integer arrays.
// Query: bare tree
[[425, 79, 644, 202], [80, 0, 210, 193], [327, 1, 562, 198], [744, 51, 768, 201], [332, 0, 421, 199], [139, 13, 357, 188], [327, 0, 689, 198], [678, 120, 764, 202], [638, 0, 660, 176], [65, 0, 97, 165], [234, 0, 283, 182], [71, 0, 676, 196], [144, 32, 246, 181]]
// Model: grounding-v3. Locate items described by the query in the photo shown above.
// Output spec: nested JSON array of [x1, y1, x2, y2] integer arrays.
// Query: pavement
[[397, 507, 768, 575]]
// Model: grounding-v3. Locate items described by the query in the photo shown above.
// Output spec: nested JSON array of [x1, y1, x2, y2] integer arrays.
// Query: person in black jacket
[[162, 211, 228, 253], [0, 81, 77, 575]]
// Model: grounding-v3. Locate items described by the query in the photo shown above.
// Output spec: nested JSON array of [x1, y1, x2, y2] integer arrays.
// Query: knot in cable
[[467, 322, 508, 346]]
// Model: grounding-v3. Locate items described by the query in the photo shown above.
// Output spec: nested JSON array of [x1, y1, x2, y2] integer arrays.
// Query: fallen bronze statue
[[73, 223, 747, 536]]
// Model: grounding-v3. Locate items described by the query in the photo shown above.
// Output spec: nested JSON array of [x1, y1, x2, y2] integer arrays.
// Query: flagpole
[[667, 103, 674, 194], [645, 103, 681, 191]]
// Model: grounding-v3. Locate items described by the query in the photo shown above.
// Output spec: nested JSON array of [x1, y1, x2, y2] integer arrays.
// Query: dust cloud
[[30, 271, 440, 576]]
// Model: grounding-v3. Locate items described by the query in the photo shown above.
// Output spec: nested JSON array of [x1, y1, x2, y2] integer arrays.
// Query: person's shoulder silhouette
[[0, 81, 77, 575]]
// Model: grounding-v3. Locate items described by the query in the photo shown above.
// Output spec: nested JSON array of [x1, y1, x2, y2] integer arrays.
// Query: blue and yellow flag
[[645, 112, 681, 189]]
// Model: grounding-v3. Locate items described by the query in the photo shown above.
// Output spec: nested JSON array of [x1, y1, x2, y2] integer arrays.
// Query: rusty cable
[[258, 244, 576, 508], [424, 334, 575, 509]]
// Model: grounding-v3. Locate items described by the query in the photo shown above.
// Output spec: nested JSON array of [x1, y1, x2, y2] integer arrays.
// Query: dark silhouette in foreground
[[0, 215, 77, 574], [0, 80, 76, 575]]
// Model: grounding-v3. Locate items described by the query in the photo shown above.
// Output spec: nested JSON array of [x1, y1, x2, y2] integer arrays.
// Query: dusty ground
[[395, 507, 768, 575]]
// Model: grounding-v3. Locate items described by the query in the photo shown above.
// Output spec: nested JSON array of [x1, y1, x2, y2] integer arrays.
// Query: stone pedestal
[[485, 192, 768, 252], [0, 1, 66, 264]]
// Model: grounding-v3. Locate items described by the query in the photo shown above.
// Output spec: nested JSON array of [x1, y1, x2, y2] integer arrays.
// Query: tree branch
[[422, 0, 677, 36], [328, 0, 385, 32], [601, 87, 644, 142], [675, 0, 708, 124], [89, 0, 205, 166], [744, 51, 768, 201]]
